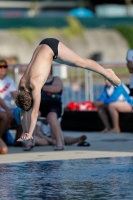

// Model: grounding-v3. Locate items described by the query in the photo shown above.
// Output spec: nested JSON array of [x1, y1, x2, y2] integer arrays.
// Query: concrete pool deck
[[0, 131, 133, 163]]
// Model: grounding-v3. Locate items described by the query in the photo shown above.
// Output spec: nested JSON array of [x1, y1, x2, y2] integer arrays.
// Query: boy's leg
[[57, 42, 121, 87]]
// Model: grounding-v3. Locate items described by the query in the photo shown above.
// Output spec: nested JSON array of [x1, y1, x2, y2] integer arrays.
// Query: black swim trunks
[[39, 38, 59, 59]]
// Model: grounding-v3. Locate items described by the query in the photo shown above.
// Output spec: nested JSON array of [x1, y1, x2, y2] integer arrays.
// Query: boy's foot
[[105, 69, 121, 87]]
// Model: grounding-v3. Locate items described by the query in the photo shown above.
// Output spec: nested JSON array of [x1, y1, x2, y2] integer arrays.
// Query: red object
[[66, 101, 97, 111], [66, 102, 77, 111]]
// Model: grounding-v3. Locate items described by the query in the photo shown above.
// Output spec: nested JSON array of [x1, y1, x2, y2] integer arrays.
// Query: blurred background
[[0, 0, 133, 107]]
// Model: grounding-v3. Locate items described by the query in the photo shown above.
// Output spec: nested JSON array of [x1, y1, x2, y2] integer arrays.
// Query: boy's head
[[15, 90, 33, 111]]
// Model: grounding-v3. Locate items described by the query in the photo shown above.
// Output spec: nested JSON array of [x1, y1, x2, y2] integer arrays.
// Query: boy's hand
[[17, 133, 33, 141]]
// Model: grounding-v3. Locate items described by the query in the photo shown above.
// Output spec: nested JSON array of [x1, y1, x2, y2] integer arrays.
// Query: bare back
[[20, 44, 54, 91]]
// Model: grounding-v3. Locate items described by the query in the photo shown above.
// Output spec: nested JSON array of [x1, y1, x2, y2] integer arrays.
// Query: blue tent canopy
[[69, 7, 94, 18]]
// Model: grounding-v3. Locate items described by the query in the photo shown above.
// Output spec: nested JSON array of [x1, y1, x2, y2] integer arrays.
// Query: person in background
[[93, 79, 133, 133], [34, 118, 89, 147], [126, 49, 133, 96], [39, 67, 64, 150], [0, 59, 22, 146], [37, 69, 89, 148], [0, 98, 12, 154]]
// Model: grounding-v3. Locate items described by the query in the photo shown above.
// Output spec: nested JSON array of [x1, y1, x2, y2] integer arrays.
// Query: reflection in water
[[0, 157, 133, 200]]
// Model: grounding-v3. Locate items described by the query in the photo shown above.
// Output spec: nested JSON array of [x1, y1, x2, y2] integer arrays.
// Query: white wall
[[96, 4, 133, 17]]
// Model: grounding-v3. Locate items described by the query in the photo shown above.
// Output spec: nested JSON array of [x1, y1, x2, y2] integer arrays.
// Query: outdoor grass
[[116, 25, 133, 48], [9, 17, 84, 44]]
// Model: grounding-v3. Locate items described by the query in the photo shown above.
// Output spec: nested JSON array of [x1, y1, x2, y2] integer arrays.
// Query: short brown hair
[[15, 90, 33, 111]]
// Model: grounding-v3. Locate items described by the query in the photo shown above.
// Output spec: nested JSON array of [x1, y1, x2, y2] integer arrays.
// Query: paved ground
[[0, 131, 133, 164]]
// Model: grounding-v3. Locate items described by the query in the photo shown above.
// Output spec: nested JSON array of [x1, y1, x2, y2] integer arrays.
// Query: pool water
[[0, 157, 133, 200]]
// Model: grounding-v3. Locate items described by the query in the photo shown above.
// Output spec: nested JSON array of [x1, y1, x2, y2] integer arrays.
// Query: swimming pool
[[0, 157, 133, 200]]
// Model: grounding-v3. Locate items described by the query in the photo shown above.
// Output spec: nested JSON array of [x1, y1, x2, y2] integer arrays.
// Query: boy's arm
[[18, 86, 41, 140], [28, 87, 41, 137]]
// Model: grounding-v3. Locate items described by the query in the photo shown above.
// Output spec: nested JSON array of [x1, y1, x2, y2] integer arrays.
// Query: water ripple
[[0, 157, 133, 200]]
